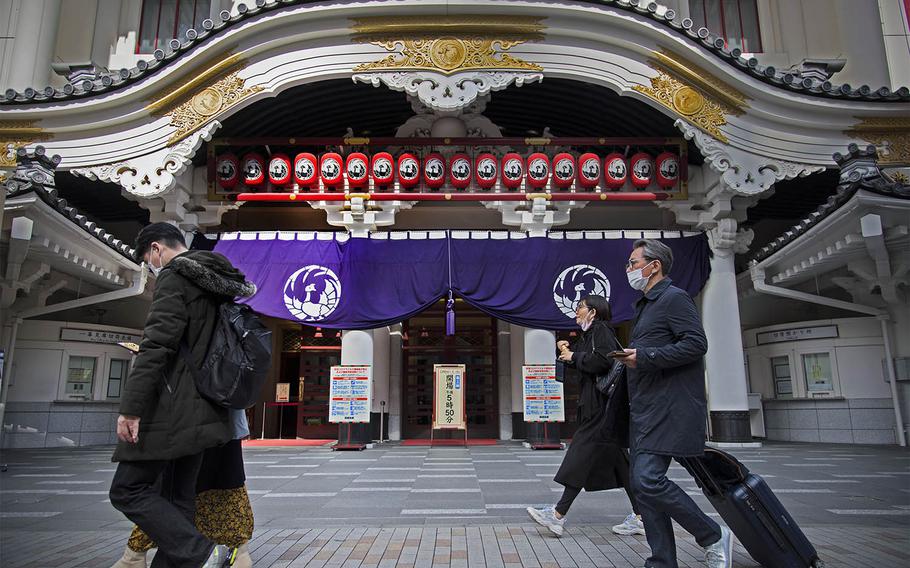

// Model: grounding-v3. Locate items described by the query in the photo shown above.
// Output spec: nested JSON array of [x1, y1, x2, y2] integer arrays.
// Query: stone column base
[[710, 410, 752, 442]]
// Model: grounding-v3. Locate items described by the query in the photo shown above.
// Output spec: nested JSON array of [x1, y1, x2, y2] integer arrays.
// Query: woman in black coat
[[527, 295, 643, 538]]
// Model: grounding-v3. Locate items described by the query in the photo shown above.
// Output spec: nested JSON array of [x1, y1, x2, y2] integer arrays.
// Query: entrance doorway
[[402, 299, 498, 439], [276, 326, 341, 439]]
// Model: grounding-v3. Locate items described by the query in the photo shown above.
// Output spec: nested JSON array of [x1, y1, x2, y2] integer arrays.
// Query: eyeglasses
[[626, 256, 650, 269]]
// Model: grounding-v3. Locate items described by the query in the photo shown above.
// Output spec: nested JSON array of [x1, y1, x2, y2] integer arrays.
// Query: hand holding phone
[[607, 349, 628, 358]]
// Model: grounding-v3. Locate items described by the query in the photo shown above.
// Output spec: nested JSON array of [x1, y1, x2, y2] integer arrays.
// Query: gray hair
[[633, 238, 673, 275]]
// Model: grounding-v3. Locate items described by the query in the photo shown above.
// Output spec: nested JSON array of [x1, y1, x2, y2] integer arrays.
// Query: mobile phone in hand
[[607, 350, 628, 357]]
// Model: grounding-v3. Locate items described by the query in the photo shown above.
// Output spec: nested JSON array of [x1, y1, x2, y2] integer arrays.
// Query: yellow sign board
[[276, 382, 290, 403], [432, 364, 466, 430]]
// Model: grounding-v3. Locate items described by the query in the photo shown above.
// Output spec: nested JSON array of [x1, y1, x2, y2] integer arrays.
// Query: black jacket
[[113, 251, 257, 462], [554, 320, 629, 491], [627, 278, 708, 457]]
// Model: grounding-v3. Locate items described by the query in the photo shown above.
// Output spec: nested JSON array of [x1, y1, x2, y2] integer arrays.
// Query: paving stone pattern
[[1, 442, 908, 567]]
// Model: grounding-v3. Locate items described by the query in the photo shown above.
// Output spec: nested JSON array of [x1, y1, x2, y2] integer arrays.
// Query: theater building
[[1, 0, 908, 448]]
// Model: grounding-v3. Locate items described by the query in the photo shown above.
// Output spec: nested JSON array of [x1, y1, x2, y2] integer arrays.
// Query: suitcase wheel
[[812, 559, 826, 568]]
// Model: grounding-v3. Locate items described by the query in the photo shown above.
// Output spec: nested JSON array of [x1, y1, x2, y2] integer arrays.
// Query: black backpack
[[180, 302, 272, 409]]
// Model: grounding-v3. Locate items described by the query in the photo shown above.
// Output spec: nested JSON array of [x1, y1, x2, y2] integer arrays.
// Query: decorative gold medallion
[[672, 86, 705, 116], [352, 15, 544, 75], [430, 39, 467, 71], [190, 88, 224, 117]]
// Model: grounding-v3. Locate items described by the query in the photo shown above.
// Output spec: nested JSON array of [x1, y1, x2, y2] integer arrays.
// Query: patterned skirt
[[128, 440, 252, 551]]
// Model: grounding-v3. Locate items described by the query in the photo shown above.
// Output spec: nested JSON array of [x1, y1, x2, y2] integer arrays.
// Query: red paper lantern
[[526, 153, 550, 189], [423, 153, 446, 189], [241, 152, 266, 187], [293, 153, 318, 189], [397, 153, 420, 189], [216, 153, 239, 190], [655, 152, 680, 189], [449, 153, 472, 189], [371, 152, 394, 187], [475, 153, 498, 189], [345, 152, 369, 188], [268, 153, 292, 187], [320, 152, 344, 188], [630, 152, 654, 189], [603, 153, 628, 190], [552, 153, 576, 189], [501, 153, 524, 190], [577, 152, 600, 189]]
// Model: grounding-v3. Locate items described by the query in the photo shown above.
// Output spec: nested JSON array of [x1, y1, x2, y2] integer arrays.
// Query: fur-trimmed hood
[[166, 250, 256, 298]]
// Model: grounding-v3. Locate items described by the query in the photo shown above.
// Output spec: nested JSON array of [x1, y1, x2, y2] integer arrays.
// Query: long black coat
[[627, 278, 708, 458], [113, 251, 257, 462], [554, 320, 630, 491]]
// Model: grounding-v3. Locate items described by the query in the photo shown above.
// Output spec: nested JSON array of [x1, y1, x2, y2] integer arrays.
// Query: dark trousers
[[110, 452, 214, 567], [630, 451, 720, 568]]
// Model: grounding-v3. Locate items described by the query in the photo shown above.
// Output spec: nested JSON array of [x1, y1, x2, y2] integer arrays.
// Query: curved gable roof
[[2, 0, 907, 106]]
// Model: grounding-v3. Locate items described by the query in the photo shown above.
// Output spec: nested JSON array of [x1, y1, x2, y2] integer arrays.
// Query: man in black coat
[[108, 223, 256, 568], [614, 239, 732, 568]]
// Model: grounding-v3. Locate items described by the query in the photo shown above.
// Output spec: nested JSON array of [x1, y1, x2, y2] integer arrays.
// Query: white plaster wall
[[9, 320, 142, 402], [8, 348, 64, 401], [744, 317, 892, 401]]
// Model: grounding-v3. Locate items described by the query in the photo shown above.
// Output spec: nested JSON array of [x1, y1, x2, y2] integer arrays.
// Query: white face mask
[[146, 248, 163, 277], [577, 310, 595, 331], [626, 261, 653, 291]]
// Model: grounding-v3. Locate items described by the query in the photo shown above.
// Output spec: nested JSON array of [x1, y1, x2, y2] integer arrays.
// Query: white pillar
[[341, 330, 376, 440], [497, 320, 512, 440], [4, 0, 62, 90], [387, 324, 403, 441], [702, 220, 753, 443]]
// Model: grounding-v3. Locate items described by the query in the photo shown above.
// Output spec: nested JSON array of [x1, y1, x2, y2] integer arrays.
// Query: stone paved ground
[[1, 441, 908, 567]]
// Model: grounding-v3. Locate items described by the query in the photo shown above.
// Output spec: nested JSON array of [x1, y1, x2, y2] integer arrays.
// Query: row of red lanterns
[[216, 150, 680, 191]]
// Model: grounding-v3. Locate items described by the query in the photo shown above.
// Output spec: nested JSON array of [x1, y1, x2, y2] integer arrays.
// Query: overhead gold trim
[[0, 120, 52, 168], [163, 69, 263, 145], [652, 49, 749, 113], [634, 69, 733, 143], [352, 15, 545, 75], [846, 117, 910, 166], [146, 53, 245, 115]]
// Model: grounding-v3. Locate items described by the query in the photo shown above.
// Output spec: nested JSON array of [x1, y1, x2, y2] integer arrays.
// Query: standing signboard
[[329, 365, 372, 423], [275, 382, 290, 403], [522, 365, 565, 422], [432, 364, 467, 444]]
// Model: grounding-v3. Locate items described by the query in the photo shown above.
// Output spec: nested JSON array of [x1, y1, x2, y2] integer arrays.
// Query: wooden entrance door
[[402, 300, 498, 439], [278, 327, 341, 439]]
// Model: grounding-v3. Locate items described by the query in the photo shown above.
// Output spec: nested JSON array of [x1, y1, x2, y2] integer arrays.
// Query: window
[[770, 355, 792, 399], [107, 359, 130, 399], [65, 356, 97, 399], [137, 0, 211, 54], [802, 352, 834, 393], [689, 0, 762, 53]]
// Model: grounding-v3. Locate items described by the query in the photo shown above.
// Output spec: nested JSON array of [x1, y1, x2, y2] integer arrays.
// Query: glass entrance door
[[402, 300, 498, 439]]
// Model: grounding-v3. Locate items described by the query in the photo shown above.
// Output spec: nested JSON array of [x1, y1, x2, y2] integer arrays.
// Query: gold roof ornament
[[352, 16, 545, 74], [845, 117, 910, 166], [0, 120, 52, 169], [634, 49, 749, 144], [146, 54, 263, 146]]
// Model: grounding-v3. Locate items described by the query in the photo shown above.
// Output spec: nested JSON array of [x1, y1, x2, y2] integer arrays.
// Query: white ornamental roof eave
[[3, 194, 142, 289], [738, 190, 910, 291]]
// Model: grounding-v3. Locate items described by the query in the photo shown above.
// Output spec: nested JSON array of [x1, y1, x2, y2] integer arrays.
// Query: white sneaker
[[611, 513, 645, 536], [704, 526, 734, 568], [526, 506, 565, 537], [200, 544, 234, 568]]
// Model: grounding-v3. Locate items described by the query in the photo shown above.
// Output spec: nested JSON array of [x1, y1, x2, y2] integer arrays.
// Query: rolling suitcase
[[679, 448, 825, 568]]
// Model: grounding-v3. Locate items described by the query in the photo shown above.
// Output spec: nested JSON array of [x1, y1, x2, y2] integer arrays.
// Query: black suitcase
[[679, 448, 825, 568]]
